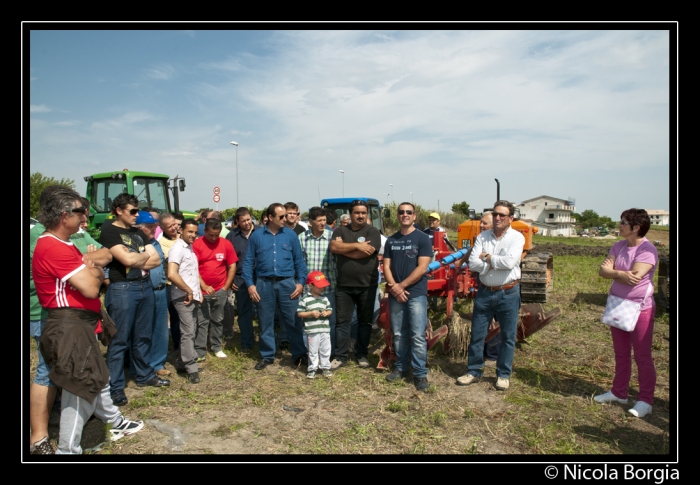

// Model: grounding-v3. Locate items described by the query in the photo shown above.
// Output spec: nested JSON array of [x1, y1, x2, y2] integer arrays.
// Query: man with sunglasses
[[100, 193, 170, 407], [383, 203, 433, 391], [242, 203, 308, 370], [457, 201, 524, 391], [329, 200, 381, 369]]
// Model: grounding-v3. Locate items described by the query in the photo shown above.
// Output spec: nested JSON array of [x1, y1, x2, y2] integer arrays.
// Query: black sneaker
[[255, 359, 274, 370], [109, 417, 144, 441], [278, 341, 290, 350], [414, 377, 430, 392], [188, 372, 200, 384], [137, 376, 171, 388], [111, 391, 128, 407], [385, 370, 409, 382], [30, 436, 54, 455]]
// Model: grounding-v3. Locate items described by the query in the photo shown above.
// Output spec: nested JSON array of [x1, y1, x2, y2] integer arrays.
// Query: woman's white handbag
[[602, 284, 653, 332]]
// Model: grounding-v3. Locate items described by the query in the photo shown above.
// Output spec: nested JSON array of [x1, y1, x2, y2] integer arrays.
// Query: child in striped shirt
[[297, 271, 333, 379]]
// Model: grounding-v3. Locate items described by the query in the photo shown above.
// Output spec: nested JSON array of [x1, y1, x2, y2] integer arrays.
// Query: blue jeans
[[105, 279, 156, 391], [335, 285, 378, 362], [255, 277, 304, 362], [467, 284, 521, 378], [30, 319, 55, 387], [236, 284, 255, 350], [166, 285, 181, 351], [151, 287, 170, 371], [390, 295, 429, 378]]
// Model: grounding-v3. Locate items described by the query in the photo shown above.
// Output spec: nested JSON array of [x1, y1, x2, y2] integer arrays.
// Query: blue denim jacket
[[148, 238, 167, 288]]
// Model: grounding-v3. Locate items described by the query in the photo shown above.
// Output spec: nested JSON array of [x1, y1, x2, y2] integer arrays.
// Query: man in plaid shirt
[[299, 206, 338, 356]]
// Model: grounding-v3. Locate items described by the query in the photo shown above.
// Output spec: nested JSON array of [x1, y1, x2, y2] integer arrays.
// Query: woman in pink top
[[595, 209, 658, 418]]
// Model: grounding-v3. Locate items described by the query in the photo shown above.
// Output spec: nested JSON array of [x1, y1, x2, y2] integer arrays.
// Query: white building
[[645, 209, 669, 226], [517, 195, 577, 237]]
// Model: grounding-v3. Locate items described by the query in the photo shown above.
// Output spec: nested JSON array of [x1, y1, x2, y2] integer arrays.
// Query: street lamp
[[230, 141, 239, 207], [386, 193, 391, 205], [410, 192, 413, 204], [339, 170, 344, 197], [389, 184, 393, 202]]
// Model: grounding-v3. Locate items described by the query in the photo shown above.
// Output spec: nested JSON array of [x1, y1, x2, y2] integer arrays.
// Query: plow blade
[[516, 304, 562, 342]]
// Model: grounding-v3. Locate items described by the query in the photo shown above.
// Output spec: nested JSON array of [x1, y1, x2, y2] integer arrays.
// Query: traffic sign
[[213, 194, 220, 203], [213, 186, 220, 194]]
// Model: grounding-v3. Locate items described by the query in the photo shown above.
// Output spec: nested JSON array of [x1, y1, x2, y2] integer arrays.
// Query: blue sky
[[27, 28, 673, 220]]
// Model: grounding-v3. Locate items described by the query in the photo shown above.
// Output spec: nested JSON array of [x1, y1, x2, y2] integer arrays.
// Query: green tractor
[[84, 169, 197, 230]]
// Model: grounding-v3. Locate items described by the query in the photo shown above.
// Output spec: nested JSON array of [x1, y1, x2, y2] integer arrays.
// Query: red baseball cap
[[306, 270, 330, 288]]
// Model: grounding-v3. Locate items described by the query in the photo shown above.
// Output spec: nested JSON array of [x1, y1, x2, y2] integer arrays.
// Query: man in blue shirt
[[225, 207, 257, 351], [242, 203, 308, 370]]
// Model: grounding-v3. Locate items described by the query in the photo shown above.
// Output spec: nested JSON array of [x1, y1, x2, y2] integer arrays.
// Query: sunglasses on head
[[397, 210, 414, 215]]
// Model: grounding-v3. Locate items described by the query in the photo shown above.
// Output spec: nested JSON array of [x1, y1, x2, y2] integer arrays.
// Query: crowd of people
[[28, 185, 660, 454]]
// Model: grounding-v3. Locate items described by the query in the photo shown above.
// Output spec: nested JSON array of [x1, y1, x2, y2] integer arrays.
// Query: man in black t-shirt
[[100, 194, 170, 407], [329, 200, 381, 369]]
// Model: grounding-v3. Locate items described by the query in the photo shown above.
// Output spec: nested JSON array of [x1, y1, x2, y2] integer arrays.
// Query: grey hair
[[36, 185, 82, 230], [340, 214, 351, 221]]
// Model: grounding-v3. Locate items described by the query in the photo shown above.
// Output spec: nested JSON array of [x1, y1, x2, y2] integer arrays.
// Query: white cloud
[[30, 104, 51, 113], [145, 64, 176, 80]]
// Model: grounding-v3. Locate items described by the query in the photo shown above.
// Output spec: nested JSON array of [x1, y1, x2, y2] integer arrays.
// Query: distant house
[[646, 209, 669, 226], [517, 195, 577, 237]]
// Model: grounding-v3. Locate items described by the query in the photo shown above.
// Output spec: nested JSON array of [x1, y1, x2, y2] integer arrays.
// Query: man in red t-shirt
[[32, 186, 143, 454], [192, 218, 237, 359]]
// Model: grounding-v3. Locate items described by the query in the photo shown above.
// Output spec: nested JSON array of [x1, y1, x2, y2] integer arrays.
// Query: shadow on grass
[[573, 424, 670, 455], [572, 292, 608, 307]]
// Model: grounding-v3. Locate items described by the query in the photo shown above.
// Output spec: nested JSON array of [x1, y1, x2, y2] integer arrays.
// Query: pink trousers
[[610, 307, 656, 405]]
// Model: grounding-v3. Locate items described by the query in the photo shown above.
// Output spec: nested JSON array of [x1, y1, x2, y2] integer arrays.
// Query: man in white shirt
[[457, 201, 524, 391]]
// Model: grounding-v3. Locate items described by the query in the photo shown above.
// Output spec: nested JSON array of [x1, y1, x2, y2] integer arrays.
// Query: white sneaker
[[594, 390, 628, 404], [357, 356, 370, 368], [330, 359, 347, 370], [215, 351, 227, 358], [456, 374, 480, 386], [495, 377, 509, 390], [628, 401, 652, 418], [109, 417, 144, 441]]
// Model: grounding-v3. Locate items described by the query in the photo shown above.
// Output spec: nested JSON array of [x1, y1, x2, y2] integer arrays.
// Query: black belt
[[153, 284, 166, 291], [259, 276, 289, 282]]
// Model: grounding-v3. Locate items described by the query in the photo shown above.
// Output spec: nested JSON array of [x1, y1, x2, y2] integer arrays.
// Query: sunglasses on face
[[620, 220, 631, 226], [278, 215, 287, 220], [493, 212, 511, 219], [71, 206, 87, 214], [397, 210, 414, 215], [127, 208, 140, 215]]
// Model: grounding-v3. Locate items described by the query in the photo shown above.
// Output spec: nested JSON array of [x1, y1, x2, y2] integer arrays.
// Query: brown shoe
[[156, 369, 171, 377]]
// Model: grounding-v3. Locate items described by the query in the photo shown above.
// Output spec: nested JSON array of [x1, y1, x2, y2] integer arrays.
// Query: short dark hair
[[284, 202, 299, 211], [205, 218, 222, 232], [308, 206, 326, 220], [235, 207, 251, 221], [620, 208, 651, 237], [182, 218, 198, 230], [325, 209, 337, 225], [173, 212, 185, 221], [112, 193, 139, 214], [37, 185, 82, 229], [398, 202, 415, 211], [266, 203, 284, 218], [349, 200, 368, 213], [207, 210, 223, 221], [493, 200, 515, 216]]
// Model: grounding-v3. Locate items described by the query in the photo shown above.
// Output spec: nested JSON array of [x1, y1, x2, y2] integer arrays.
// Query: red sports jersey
[[32, 234, 102, 313], [192, 237, 238, 291]]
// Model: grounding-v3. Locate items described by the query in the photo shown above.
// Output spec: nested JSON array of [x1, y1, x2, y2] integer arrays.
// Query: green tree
[[451, 201, 470, 217], [30, 172, 76, 218], [578, 209, 600, 229]]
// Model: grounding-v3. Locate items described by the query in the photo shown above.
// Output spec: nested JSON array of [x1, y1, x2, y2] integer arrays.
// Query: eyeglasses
[[397, 210, 414, 215], [619, 220, 631, 226], [278, 215, 287, 220], [493, 212, 511, 219], [71, 206, 87, 214]]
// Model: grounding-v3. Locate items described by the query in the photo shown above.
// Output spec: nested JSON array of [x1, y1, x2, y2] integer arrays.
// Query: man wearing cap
[[423, 212, 444, 247], [135, 210, 170, 378], [383, 202, 433, 392], [299, 207, 338, 355], [297, 271, 334, 379], [458, 201, 524, 391]]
